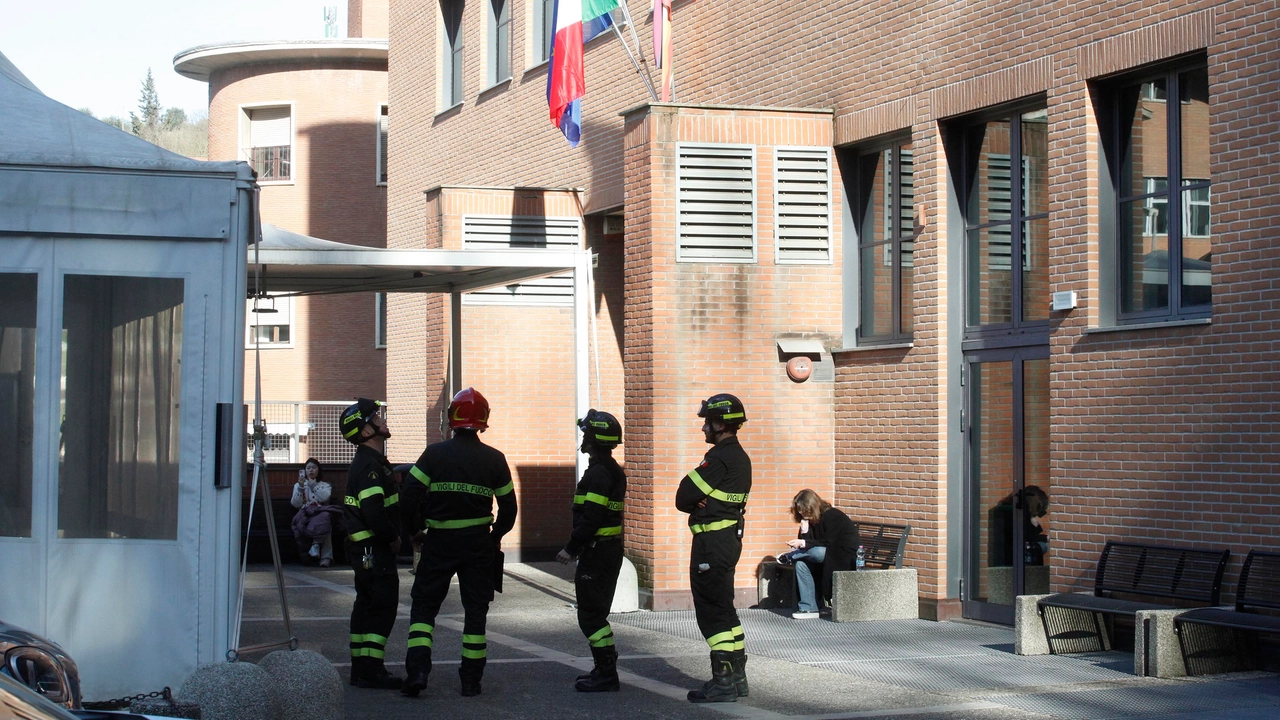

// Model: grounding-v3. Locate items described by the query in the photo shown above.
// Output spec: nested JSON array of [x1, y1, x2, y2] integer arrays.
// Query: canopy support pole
[[450, 290, 463, 408], [573, 251, 591, 481]]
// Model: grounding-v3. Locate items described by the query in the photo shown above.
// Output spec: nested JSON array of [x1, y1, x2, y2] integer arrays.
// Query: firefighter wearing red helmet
[[556, 409, 627, 692], [676, 393, 752, 703], [400, 388, 517, 698], [339, 398, 403, 689]]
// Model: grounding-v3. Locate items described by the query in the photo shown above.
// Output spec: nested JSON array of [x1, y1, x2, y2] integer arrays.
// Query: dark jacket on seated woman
[[794, 501, 860, 605]]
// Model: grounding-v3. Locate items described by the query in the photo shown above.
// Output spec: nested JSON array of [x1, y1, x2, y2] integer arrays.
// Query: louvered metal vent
[[775, 147, 832, 264], [677, 144, 756, 262], [462, 215, 581, 305]]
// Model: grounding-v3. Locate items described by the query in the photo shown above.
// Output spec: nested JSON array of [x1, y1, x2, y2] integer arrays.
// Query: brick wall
[[208, 59, 388, 405], [386, 0, 1280, 611]]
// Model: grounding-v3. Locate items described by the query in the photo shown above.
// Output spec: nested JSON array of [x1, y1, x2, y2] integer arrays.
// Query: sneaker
[[318, 558, 331, 568], [791, 611, 819, 620], [309, 542, 321, 558]]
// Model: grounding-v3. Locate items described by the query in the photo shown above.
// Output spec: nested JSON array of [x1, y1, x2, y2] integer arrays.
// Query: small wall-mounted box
[[1051, 290, 1077, 312]]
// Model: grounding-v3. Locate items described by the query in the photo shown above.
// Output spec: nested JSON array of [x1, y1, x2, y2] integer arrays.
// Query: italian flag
[[547, 0, 619, 147]]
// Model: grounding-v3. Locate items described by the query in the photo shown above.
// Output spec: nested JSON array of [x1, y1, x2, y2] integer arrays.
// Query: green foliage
[[102, 69, 208, 159], [76, 107, 96, 118], [161, 107, 187, 130]]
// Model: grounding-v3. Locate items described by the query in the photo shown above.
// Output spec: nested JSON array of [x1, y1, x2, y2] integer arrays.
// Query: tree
[[76, 107, 96, 118], [130, 68, 162, 140], [162, 107, 187, 131]]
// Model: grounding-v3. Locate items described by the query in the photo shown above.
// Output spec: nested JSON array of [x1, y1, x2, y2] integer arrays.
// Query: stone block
[[611, 555, 640, 613], [178, 661, 273, 720], [831, 569, 918, 622], [1014, 594, 1051, 655], [259, 649, 343, 720], [988, 566, 1050, 606]]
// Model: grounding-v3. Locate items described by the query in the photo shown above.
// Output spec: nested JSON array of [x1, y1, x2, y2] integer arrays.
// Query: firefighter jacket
[[564, 454, 626, 555], [343, 444, 402, 546], [675, 436, 752, 536], [403, 430, 517, 539]]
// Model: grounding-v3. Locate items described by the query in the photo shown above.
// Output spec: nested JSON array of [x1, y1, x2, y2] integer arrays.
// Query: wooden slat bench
[[1174, 549, 1280, 675], [1037, 541, 1230, 654]]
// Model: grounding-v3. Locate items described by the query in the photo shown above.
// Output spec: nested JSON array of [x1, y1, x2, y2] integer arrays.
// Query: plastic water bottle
[[856, 545, 866, 570]]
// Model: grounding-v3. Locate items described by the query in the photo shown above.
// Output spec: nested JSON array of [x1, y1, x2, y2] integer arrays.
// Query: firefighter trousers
[[406, 531, 496, 682], [689, 529, 745, 653], [349, 543, 400, 671], [575, 539, 623, 649]]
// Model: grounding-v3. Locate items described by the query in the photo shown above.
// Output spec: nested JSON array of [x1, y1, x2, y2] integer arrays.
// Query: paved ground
[[236, 562, 1280, 719]]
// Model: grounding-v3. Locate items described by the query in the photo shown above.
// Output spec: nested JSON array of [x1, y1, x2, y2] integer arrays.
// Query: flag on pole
[[547, 0, 621, 147], [653, 0, 673, 101]]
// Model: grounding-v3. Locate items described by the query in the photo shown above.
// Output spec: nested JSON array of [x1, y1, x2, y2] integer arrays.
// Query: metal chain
[[82, 686, 172, 710]]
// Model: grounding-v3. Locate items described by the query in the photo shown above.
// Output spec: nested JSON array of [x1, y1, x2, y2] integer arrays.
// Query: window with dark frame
[[441, 0, 465, 108], [1104, 60, 1211, 320], [377, 105, 388, 185], [537, 0, 555, 63], [487, 0, 511, 87], [952, 106, 1050, 339], [847, 139, 916, 344], [375, 292, 388, 348]]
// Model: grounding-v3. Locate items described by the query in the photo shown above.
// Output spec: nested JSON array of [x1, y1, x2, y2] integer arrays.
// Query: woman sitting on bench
[[779, 489, 860, 619]]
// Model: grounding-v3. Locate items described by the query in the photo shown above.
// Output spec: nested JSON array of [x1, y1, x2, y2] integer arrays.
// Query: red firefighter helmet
[[448, 387, 490, 430]]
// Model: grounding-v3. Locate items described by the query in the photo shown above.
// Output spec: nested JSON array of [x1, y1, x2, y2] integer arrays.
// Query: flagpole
[[610, 15, 659, 101], [616, 1, 659, 100]]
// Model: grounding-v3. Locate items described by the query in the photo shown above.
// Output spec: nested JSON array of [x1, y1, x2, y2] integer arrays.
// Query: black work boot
[[575, 646, 620, 692], [730, 649, 748, 697], [355, 661, 403, 690], [401, 661, 430, 697], [459, 668, 482, 697], [349, 658, 365, 686], [687, 651, 738, 703]]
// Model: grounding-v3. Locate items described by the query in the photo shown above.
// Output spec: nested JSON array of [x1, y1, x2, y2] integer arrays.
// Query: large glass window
[[487, 0, 511, 87], [0, 274, 37, 538], [534, 0, 555, 64], [1107, 61, 1211, 319], [59, 276, 184, 540], [954, 107, 1050, 336], [849, 140, 916, 343], [441, 0, 465, 109]]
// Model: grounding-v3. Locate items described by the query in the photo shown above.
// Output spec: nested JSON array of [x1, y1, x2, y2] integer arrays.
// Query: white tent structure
[[0, 52, 255, 698]]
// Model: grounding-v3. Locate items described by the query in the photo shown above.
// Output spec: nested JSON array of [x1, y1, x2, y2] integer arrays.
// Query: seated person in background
[[780, 489, 860, 620], [291, 458, 341, 567], [1023, 485, 1049, 566]]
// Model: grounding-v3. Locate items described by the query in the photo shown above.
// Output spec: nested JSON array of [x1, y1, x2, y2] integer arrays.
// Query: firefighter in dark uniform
[[400, 387, 517, 698], [555, 409, 627, 693], [340, 398, 403, 690], [676, 393, 751, 703]]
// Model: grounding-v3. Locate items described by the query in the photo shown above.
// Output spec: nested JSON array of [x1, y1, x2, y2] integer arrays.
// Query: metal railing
[[246, 401, 373, 464]]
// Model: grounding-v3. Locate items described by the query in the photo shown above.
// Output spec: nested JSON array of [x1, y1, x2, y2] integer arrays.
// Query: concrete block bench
[[831, 568, 919, 621]]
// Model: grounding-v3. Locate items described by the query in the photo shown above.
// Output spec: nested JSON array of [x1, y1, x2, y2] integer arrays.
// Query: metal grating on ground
[[613, 609, 1135, 693], [980, 676, 1280, 719]]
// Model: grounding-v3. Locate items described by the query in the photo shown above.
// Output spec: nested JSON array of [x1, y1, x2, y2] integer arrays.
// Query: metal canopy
[[252, 223, 583, 295], [250, 223, 593, 481]]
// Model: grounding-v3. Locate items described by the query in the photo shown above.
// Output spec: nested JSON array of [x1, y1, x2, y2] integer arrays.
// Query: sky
[[2, 0, 348, 119]]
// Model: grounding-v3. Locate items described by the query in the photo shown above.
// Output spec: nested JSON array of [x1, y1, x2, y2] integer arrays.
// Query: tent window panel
[[462, 215, 582, 306], [0, 273, 37, 538], [59, 275, 184, 540]]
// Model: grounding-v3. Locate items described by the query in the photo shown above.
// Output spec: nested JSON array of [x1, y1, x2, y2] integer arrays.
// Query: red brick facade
[[205, 58, 389, 408], [384, 0, 1280, 616]]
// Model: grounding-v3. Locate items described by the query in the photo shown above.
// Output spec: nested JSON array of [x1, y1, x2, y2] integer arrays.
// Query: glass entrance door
[[962, 347, 1050, 624]]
